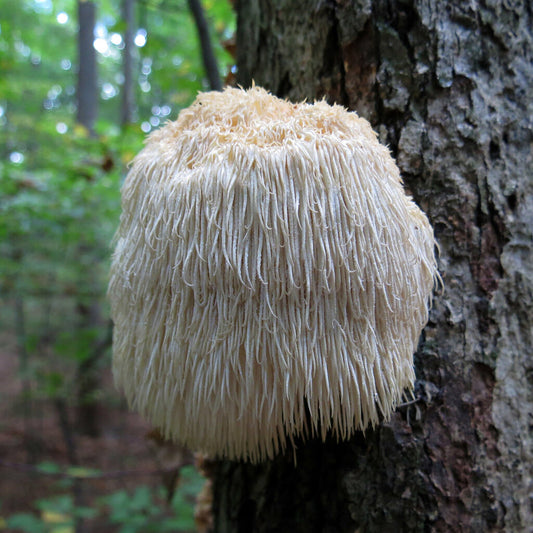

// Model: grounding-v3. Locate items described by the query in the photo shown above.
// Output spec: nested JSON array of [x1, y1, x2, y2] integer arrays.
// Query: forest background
[[0, 1, 235, 531]]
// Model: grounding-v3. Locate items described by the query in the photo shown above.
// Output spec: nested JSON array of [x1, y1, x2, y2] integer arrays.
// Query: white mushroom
[[109, 86, 438, 462]]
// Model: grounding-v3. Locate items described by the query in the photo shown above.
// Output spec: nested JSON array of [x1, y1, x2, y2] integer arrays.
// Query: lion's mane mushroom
[[109, 86, 438, 463]]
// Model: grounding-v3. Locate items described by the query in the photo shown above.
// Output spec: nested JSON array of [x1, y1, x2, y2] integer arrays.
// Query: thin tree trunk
[[121, 0, 135, 125], [14, 289, 36, 463], [213, 1, 533, 531], [54, 398, 86, 533], [75, 297, 106, 437], [75, 1, 104, 437], [77, 1, 98, 134], [187, 0, 222, 91]]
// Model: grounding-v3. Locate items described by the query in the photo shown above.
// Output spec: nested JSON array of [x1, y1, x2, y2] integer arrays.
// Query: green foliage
[[0, 0, 235, 396], [4, 466, 204, 532], [0, 0, 233, 527], [0, 126, 124, 399], [99, 466, 205, 532], [6, 512, 47, 533], [103, 486, 164, 532]]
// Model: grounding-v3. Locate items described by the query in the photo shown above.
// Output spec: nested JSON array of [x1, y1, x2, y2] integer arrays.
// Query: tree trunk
[[187, 0, 222, 91], [76, 1, 103, 436], [213, 1, 533, 531], [121, 0, 135, 126], [77, 1, 98, 134]]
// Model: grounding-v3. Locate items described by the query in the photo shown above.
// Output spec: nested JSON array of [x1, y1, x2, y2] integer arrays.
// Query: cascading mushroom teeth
[[108, 86, 438, 463]]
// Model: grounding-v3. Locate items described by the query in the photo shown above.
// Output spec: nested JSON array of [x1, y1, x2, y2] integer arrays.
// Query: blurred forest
[[0, 1, 234, 531]]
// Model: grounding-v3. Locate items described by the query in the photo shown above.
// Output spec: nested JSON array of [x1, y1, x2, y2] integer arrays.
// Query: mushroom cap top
[[150, 86, 376, 147], [109, 86, 438, 462]]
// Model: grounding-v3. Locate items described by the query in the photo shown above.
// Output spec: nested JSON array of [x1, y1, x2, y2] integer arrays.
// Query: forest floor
[[0, 337, 201, 532]]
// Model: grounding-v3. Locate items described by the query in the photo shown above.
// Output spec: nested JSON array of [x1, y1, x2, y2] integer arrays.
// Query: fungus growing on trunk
[[109, 86, 438, 462]]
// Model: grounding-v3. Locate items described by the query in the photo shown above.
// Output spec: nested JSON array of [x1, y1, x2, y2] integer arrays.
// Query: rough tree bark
[[212, 1, 533, 532]]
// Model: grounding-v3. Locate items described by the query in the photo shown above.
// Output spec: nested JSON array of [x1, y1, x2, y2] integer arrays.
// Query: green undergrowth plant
[[3, 465, 204, 533]]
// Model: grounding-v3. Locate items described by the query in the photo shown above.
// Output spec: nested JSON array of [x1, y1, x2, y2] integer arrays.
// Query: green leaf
[[7, 513, 46, 533], [36, 461, 62, 475], [65, 466, 100, 479], [36, 494, 74, 515]]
